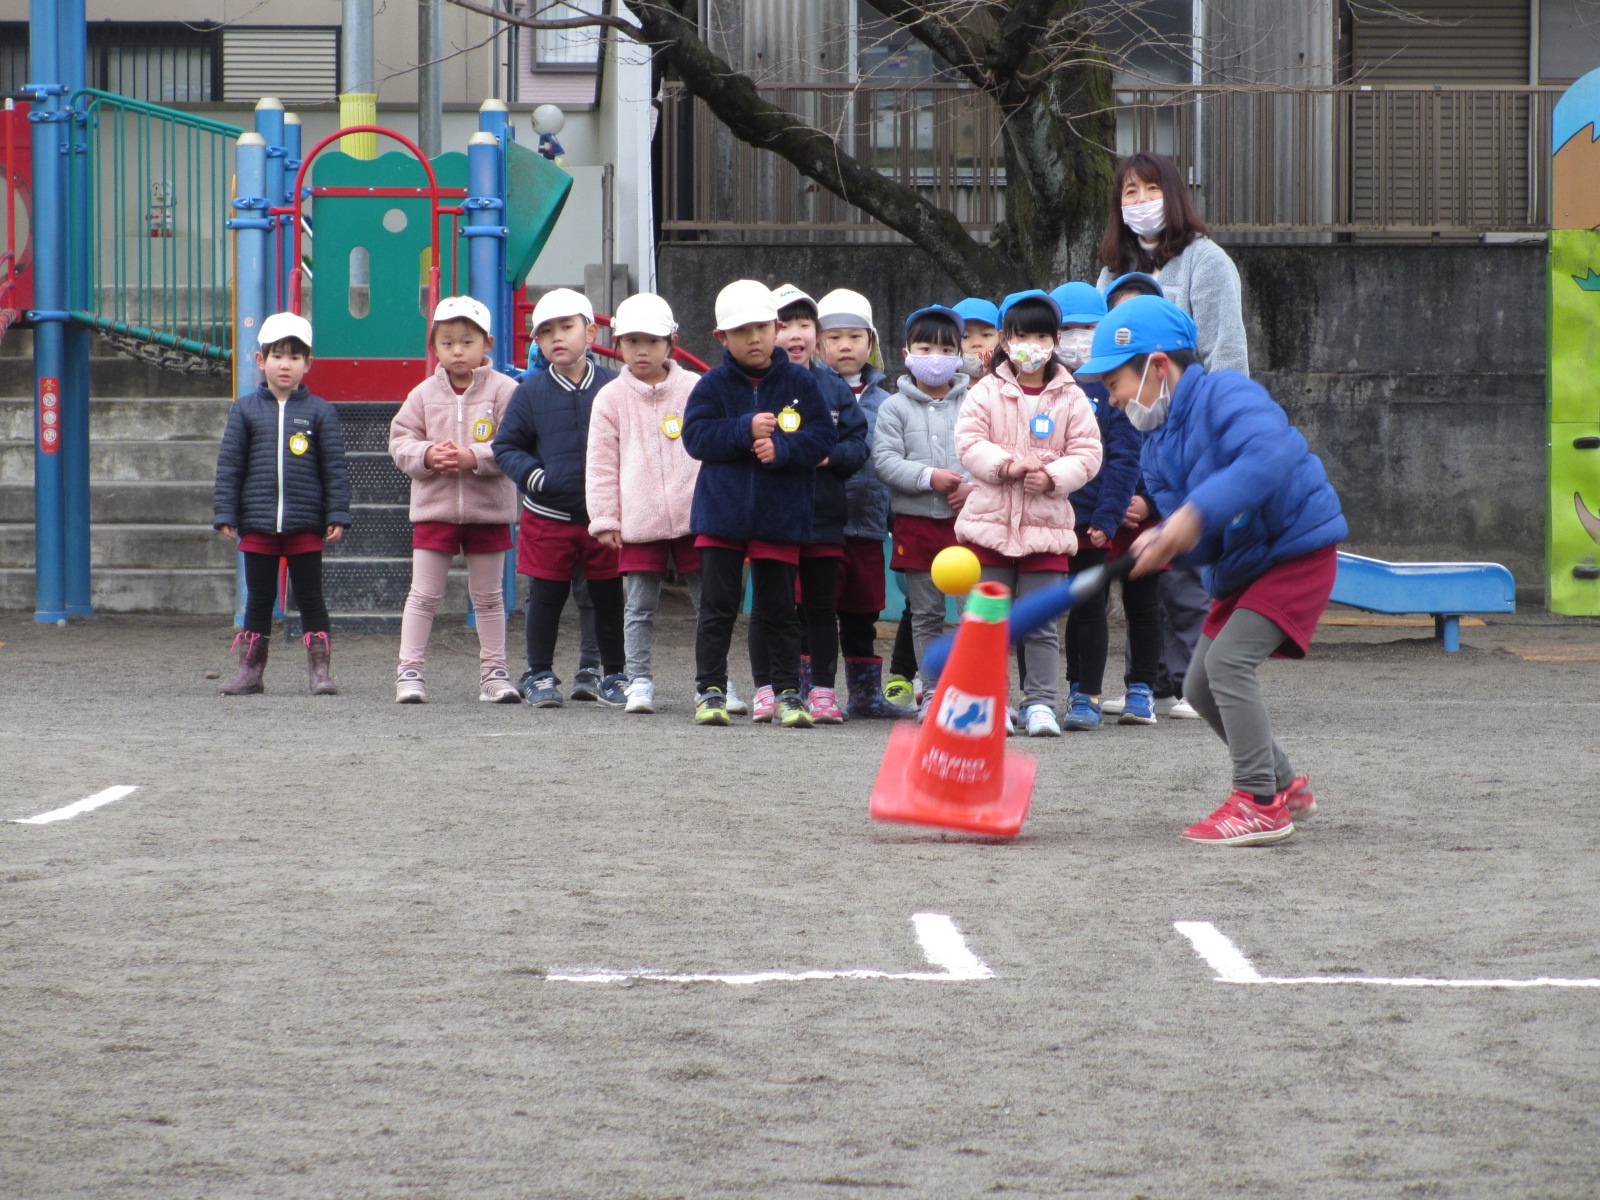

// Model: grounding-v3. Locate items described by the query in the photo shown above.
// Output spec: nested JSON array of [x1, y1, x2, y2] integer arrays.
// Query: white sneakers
[[1102, 694, 1200, 719], [624, 677, 655, 714], [396, 668, 427, 704], [1023, 703, 1061, 737]]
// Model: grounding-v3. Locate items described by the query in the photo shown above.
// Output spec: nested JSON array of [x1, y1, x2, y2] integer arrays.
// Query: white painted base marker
[[12, 785, 140, 825], [546, 912, 994, 986], [1176, 921, 1600, 989]]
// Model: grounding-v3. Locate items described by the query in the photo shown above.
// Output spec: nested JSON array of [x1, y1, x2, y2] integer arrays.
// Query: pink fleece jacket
[[389, 361, 518, 525], [586, 359, 702, 543], [954, 361, 1104, 559]]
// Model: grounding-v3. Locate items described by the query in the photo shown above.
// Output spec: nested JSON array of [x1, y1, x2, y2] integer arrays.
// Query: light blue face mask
[[1124, 355, 1170, 432]]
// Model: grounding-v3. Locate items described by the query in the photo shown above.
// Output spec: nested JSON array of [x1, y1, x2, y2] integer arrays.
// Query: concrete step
[[0, 396, 234, 442], [0, 523, 235, 570], [0, 437, 220, 483], [0, 566, 235, 614], [0, 480, 215, 524], [0, 348, 232, 399]]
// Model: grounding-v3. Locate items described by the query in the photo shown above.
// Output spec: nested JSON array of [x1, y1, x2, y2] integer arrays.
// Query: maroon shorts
[[964, 541, 1074, 574], [413, 521, 512, 555], [517, 514, 620, 582], [238, 531, 324, 556], [835, 535, 887, 612], [694, 535, 800, 565], [891, 515, 959, 572], [1203, 543, 1340, 660], [619, 535, 700, 576]]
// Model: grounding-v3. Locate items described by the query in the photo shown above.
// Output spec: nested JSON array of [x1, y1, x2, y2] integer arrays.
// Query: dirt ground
[[3, 597, 1600, 1199]]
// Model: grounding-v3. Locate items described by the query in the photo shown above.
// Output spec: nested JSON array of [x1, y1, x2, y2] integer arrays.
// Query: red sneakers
[[1279, 774, 1316, 817], [1182, 791, 1295, 846]]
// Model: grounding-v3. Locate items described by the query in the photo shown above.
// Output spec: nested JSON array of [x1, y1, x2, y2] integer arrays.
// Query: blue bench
[[1330, 552, 1516, 651]]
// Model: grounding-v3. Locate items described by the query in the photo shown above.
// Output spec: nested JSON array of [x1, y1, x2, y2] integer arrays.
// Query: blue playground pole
[[27, 0, 68, 624], [254, 98, 286, 310], [464, 127, 517, 616], [227, 133, 271, 626], [282, 112, 301, 305], [61, 0, 91, 617]]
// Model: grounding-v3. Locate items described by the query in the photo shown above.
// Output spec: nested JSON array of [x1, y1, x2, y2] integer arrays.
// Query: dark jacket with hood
[[493, 357, 618, 526]]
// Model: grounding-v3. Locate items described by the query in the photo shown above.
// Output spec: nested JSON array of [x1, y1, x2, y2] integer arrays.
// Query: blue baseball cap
[[1075, 295, 1197, 378], [998, 288, 1061, 326], [904, 304, 964, 339], [1102, 271, 1165, 302], [1048, 282, 1107, 325], [951, 297, 1000, 329]]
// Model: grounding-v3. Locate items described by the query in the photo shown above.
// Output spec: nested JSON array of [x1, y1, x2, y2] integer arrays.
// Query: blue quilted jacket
[[837, 362, 892, 540], [213, 385, 352, 535], [493, 358, 618, 525], [683, 351, 837, 544], [1141, 365, 1347, 597], [810, 364, 870, 545]]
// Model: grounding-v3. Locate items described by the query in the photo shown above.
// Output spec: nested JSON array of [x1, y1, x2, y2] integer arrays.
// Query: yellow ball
[[930, 545, 982, 596]]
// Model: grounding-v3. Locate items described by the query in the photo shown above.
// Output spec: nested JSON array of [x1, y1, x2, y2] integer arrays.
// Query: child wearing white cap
[[585, 293, 705, 714], [387, 297, 521, 703], [213, 312, 351, 696], [493, 287, 628, 708]]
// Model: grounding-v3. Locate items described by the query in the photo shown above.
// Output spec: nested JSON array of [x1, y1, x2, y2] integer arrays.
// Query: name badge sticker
[[777, 406, 802, 433], [473, 417, 496, 442], [1031, 412, 1055, 439], [662, 414, 683, 439], [289, 432, 310, 456]]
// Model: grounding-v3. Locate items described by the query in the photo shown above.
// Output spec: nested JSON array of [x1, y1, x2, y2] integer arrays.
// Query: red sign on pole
[[39, 376, 60, 454]]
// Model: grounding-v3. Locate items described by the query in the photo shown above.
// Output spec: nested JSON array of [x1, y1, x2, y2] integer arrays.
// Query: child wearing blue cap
[[952, 297, 1001, 379], [1077, 295, 1347, 845], [1046, 282, 1162, 731], [954, 289, 1104, 737]]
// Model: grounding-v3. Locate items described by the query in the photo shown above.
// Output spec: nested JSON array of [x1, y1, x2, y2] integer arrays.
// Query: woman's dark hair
[[1098, 152, 1209, 275], [261, 336, 311, 358], [991, 297, 1061, 381], [904, 313, 962, 349]]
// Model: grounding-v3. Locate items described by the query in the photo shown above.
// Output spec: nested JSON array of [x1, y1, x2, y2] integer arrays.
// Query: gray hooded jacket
[[873, 371, 971, 520]]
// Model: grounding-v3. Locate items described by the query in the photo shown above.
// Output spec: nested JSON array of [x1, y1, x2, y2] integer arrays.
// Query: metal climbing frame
[[67, 88, 242, 373]]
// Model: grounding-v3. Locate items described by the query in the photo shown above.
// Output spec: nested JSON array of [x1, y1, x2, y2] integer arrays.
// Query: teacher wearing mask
[[1094, 150, 1249, 722], [1095, 151, 1248, 373]]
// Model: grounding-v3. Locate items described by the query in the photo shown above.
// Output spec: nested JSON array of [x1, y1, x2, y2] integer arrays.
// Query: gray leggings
[[978, 565, 1063, 706], [623, 570, 703, 680], [1182, 607, 1297, 797]]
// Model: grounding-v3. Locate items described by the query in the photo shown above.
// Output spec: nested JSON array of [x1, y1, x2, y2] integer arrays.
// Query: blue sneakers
[[595, 672, 629, 707], [1118, 681, 1157, 725], [1064, 691, 1103, 730], [570, 668, 602, 702], [519, 670, 564, 708]]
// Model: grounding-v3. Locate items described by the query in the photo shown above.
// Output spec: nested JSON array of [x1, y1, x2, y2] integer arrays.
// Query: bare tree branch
[[445, 0, 645, 41]]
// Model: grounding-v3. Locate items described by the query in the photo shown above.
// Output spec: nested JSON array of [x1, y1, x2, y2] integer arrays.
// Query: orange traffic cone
[[869, 581, 1036, 837]]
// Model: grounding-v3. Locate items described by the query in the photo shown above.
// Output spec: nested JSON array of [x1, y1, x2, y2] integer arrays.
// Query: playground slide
[[1330, 552, 1516, 652]]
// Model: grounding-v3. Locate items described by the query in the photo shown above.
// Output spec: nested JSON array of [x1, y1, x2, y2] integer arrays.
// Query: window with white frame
[[529, 1, 604, 69]]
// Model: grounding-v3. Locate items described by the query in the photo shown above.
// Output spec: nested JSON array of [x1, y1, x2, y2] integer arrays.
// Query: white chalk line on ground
[[11, 785, 141, 825], [1175, 921, 1600, 989], [546, 913, 994, 986]]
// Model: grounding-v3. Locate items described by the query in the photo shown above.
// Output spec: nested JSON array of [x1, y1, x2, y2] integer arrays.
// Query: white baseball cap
[[612, 292, 678, 338], [816, 288, 874, 332], [770, 283, 817, 319], [258, 311, 313, 349], [714, 279, 779, 331], [431, 295, 492, 335], [529, 287, 595, 334]]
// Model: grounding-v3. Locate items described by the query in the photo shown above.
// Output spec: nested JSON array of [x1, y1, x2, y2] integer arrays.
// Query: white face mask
[[1124, 355, 1170, 432], [1121, 197, 1166, 239], [1055, 328, 1095, 369], [1007, 340, 1055, 375], [962, 350, 988, 376]]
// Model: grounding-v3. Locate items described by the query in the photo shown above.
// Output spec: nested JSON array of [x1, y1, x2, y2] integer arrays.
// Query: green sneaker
[[695, 687, 731, 726], [776, 689, 813, 728], [884, 674, 915, 707]]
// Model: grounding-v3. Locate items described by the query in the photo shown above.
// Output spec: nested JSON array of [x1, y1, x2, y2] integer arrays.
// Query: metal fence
[[660, 83, 1564, 240]]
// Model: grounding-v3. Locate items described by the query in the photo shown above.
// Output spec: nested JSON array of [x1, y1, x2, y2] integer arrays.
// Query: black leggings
[[525, 575, 625, 677], [890, 605, 917, 679], [1063, 547, 1162, 695], [755, 554, 838, 689], [243, 550, 327, 636], [697, 548, 799, 694], [838, 610, 878, 659]]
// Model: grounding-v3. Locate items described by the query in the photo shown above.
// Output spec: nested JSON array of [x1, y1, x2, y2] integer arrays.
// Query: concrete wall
[[658, 241, 1548, 588]]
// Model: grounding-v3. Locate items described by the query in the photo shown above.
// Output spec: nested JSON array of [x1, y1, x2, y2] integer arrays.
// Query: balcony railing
[[659, 82, 1563, 240]]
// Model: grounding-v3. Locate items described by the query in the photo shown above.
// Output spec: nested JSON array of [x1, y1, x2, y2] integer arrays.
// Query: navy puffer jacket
[[213, 385, 352, 535], [493, 358, 618, 525], [838, 362, 893, 540], [683, 352, 837, 544], [1069, 380, 1142, 538], [809, 364, 870, 545]]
